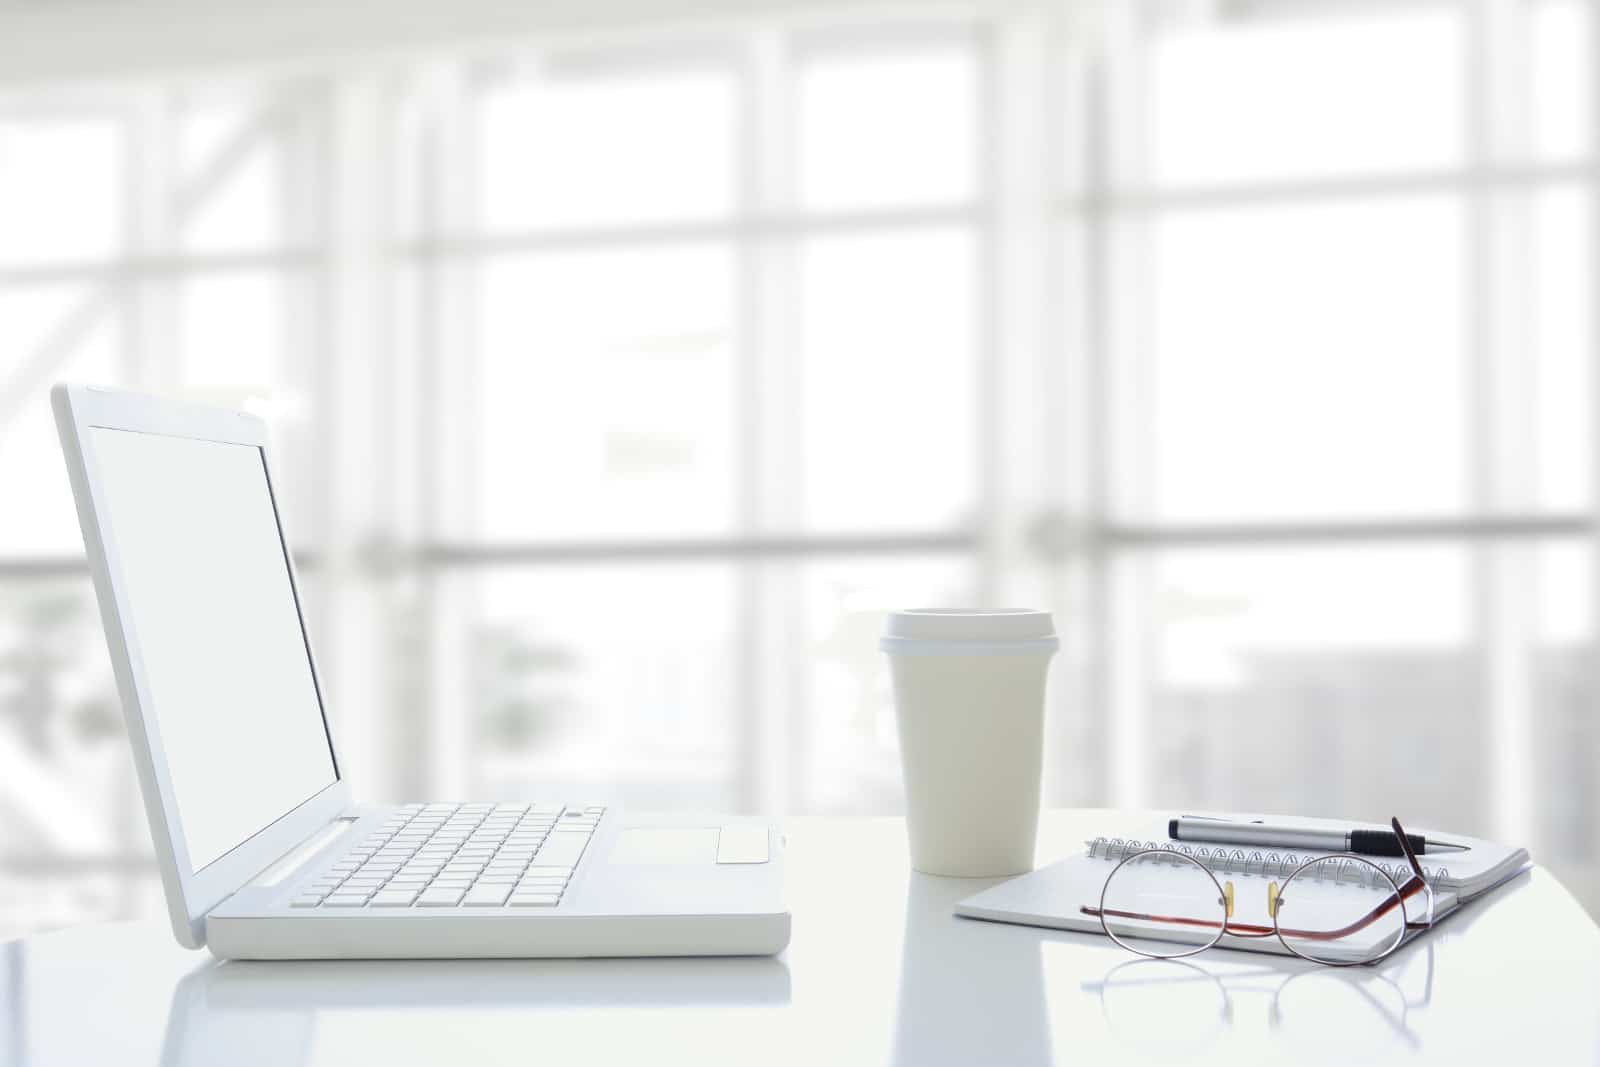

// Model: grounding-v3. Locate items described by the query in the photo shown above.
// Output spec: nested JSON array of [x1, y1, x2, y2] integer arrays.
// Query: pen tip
[[1426, 840, 1471, 854]]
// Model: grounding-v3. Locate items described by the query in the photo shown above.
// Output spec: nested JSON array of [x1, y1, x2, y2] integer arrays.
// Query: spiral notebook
[[955, 813, 1531, 958]]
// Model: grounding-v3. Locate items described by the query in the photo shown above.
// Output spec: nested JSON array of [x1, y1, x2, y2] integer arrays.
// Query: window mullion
[[738, 30, 797, 815], [124, 91, 178, 393], [1101, 2, 1155, 813], [412, 65, 477, 801], [1590, 0, 1600, 884], [1472, 0, 1538, 848]]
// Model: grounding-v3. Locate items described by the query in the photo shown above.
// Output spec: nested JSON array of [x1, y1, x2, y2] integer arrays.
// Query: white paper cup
[[881, 609, 1058, 877]]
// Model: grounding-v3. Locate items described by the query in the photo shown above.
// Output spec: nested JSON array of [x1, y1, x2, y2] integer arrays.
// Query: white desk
[[5, 811, 1598, 1066]]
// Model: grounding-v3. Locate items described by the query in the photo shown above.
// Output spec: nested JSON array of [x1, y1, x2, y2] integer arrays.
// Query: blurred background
[[0, 0, 1596, 939]]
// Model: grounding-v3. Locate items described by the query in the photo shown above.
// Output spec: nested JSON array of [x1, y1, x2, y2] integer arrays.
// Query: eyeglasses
[[1081, 817, 1437, 967]]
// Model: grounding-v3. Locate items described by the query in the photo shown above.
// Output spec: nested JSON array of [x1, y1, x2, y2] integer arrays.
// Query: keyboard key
[[416, 889, 467, 908], [369, 889, 420, 907], [525, 865, 573, 878], [532, 834, 591, 868], [324, 894, 371, 907], [291, 895, 324, 907], [509, 893, 561, 907], [463, 885, 512, 907]]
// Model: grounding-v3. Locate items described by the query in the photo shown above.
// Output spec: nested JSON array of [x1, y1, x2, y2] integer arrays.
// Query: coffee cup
[[881, 609, 1058, 877]]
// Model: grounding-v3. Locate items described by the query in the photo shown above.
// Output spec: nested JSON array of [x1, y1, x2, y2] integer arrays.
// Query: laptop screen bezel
[[53, 385, 351, 949]]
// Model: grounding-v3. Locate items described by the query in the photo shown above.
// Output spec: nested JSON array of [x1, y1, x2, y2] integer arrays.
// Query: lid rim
[[880, 635, 1060, 656], [883, 608, 1056, 644]]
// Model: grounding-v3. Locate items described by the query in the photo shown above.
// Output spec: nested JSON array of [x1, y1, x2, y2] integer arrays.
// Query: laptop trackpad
[[609, 827, 720, 865]]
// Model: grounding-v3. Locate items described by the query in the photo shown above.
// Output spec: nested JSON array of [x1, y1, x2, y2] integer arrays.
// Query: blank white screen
[[90, 427, 337, 872]]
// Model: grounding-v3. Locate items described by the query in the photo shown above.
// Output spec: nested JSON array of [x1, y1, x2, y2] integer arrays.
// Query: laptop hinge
[[249, 816, 359, 888]]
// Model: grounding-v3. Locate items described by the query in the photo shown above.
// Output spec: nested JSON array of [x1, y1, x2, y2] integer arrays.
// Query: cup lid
[[883, 608, 1056, 643]]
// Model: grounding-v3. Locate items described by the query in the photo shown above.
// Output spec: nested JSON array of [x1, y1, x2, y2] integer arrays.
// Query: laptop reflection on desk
[[159, 955, 792, 1067]]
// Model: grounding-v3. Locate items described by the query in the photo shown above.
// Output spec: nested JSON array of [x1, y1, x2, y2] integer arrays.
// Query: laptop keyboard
[[290, 803, 604, 910]]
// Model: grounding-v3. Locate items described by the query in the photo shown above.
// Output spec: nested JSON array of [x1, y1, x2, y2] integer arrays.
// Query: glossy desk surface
[[5, 811, 1598, 1066]]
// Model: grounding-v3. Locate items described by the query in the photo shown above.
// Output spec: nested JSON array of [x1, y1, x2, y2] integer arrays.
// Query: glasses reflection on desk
[[1081, 939, 1436, 1058]]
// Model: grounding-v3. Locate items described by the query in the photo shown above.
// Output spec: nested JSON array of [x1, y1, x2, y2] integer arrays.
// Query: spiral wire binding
[[1085, 837, 1447, 889]]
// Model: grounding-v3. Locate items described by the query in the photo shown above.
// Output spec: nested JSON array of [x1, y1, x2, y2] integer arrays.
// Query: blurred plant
[[813, 604, 890, 744], [476, 625, 578, 750], [0, 586, 114, 753], [71, 697, 122, 743]]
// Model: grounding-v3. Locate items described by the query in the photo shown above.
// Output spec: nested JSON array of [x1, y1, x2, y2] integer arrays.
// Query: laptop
[[52, 384, 789, 959]]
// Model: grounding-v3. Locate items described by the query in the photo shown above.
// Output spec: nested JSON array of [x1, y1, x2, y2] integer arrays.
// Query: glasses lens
[[1274, 856, 1407, 966], [1100, 850, 1228, 959]]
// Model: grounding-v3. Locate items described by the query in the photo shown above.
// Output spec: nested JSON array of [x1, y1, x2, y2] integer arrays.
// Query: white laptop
[[52, 384, 789, 959]]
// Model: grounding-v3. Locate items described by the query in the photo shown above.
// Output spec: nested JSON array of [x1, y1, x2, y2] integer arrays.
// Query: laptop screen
[[89, 426, 338, 873]]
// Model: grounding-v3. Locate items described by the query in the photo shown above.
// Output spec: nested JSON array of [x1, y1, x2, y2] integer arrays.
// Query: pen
[[1168, 815, 1470, 857]]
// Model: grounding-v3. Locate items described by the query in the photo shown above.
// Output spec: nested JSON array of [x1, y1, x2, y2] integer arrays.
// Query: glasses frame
[[1087, 817, 1439, 967]]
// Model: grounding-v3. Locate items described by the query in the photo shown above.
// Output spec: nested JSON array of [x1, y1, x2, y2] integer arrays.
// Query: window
[[1, 0, 1596, 937], [1084, 1, 1597, 897]]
